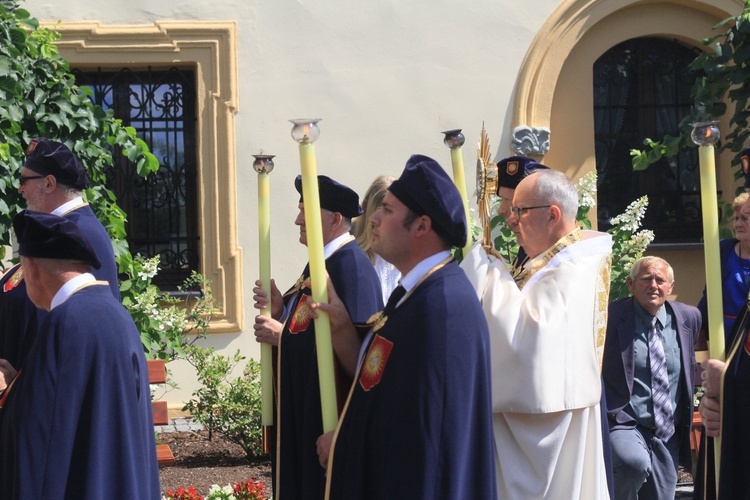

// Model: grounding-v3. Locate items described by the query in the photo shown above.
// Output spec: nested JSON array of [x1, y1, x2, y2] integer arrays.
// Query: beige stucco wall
[[21, 0, 746, 409]]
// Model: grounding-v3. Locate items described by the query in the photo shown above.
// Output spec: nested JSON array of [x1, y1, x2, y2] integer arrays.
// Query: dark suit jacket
[[602, 297, 701, 467]]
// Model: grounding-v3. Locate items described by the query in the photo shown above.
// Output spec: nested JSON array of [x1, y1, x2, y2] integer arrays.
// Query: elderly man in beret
[[0, 139, 120, 377], [315, 155, 496, 499], [462, 169, 612, 499], [0, 211, 159, 499], [253, 174, 382, 499]]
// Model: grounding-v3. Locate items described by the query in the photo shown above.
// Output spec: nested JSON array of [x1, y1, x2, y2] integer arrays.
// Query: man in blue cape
[[0, 210, 159, 499], [316, 154, 496, 499], [0, 138, 119, 371], [253, 174, 382, 499], [696, 293, 750, 499]]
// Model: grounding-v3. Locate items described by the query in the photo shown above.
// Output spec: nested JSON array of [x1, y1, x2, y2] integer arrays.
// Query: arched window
[[594, 37, 701, 244]]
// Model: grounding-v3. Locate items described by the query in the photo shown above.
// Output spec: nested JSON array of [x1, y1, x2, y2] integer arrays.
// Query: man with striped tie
[[602, 256, 700, 499]]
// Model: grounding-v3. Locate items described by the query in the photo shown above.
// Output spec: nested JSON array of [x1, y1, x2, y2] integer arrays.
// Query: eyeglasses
[[510, 205, 551, 218], [19, 175, 45, 186]]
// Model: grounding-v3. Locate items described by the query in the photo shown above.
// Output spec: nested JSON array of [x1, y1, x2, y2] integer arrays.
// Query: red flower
[[232, 478, 267, 500], [164, 485, 204, 500]]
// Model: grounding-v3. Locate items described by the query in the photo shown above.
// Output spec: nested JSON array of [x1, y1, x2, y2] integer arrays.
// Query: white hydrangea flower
[[577, 171, 598, 209], [609, 196, 649, 232], [137, 256, 161, 281], [627, 229, 655, 252]]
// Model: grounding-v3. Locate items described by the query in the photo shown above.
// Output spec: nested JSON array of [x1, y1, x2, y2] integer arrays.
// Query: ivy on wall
[[0, 0, 159, 259]]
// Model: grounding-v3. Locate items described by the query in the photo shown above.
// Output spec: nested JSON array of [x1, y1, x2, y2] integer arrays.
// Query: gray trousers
[[610, 426, 680, 499]]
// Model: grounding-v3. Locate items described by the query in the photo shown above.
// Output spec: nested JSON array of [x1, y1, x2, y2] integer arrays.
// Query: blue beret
[[13, 210, 101, 269], [294, 175, 363, 218], [25, 138, 89, 190], [388, 154, 467, 248], [741, 147, 750, 189], [497, 156, 549, 191]]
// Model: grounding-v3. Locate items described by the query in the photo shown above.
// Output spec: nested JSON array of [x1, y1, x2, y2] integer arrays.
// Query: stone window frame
[[48, 21, 242, 333]]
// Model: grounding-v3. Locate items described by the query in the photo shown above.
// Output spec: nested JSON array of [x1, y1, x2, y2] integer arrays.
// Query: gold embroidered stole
[[514, 227, 582, 289]]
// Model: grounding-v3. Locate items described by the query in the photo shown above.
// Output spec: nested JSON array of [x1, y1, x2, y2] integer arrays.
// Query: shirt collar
[[633, 299, 668, 327], [399, 250, 452, 292], [323, 233, 354, 259], [50, 273, 96, 310], [51, 196, 84, 216]]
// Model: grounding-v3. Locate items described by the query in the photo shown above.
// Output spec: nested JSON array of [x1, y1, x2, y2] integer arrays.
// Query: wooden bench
[[148, 359, 176, 466]]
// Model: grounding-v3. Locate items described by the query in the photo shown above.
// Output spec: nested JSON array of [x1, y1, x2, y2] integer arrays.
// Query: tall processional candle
[[289, 118, 338, 432], [442, 129, 472, 257], [691, 119, 723, 490], [253, 153, 275, 429]]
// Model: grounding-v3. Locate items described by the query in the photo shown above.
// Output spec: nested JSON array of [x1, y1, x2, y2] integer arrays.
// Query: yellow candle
[[297, 142, 338, 432], [257, 171, 274, 427], [697, 143, 724, 489], [449, 147, 472, 256], [443, 130, 473, 256], [698, 144, 725, 361]]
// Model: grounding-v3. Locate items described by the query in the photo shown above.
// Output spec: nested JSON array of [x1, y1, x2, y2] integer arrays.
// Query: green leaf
[[0, 75, 15, 93]]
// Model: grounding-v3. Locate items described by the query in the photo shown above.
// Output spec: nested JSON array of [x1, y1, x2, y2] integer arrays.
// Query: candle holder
[[252, 154, 275, 174], [442, 129, 465, 149], [441, 128, 472, 257], [691, 118, 724, 492], [290, 118, 322, 144], [253, 152, 276, 435], [289, 118, 338, 432], [690, 120, 720, 147]]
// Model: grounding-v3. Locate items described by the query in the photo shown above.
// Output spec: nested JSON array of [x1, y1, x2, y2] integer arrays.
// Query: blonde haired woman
[[697, 192, 750, 348], [352, 175, 401, 302]]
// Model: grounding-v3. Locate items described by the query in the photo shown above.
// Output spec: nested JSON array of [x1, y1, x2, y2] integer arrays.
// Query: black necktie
[[383, 285, 406, 316]]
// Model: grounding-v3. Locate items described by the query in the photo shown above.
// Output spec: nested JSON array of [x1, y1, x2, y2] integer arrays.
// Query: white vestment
[[461, 231, 612, 500]]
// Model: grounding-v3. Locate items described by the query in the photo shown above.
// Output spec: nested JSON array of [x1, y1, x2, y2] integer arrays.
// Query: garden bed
[[158, 430, 272, 497]]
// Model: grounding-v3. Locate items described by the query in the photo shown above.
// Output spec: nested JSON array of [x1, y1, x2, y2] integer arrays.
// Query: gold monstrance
[[476, 123, 497, 252]]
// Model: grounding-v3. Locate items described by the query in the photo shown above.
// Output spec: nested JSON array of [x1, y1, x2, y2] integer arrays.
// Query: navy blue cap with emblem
[[24, 138, 89, 190], [388, 154, 467, 248], [497, 156, 550, 191], [740, 147, 750, 190], [13, 210, 101, 269], [294, 175, 363, 219]]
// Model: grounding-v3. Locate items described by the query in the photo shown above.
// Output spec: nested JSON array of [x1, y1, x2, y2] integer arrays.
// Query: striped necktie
[[649, 316, 674, 442]]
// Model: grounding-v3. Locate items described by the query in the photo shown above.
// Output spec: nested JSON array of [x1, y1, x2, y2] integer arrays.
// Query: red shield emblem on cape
[[359, 334, 394, 391], [3, 267, 23, 292], [743, 154, 750, 175], [506, 160, 519, 176], [288, 294, 313, 334], [0, 368, 21, 408]]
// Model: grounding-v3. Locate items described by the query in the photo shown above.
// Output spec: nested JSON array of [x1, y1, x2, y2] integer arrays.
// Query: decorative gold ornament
[[476, 123, 498, 251]]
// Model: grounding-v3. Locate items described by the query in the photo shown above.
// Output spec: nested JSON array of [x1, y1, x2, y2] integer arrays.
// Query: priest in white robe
[[461, 169, 612, 500]]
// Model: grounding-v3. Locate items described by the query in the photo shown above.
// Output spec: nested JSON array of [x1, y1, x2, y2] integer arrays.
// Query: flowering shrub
[[183, 348, 265, 459], [119, 253, 218, 361], [484, 170, 654, 301], [163, 479, 266, 500], [576, 171, 654, 301]]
